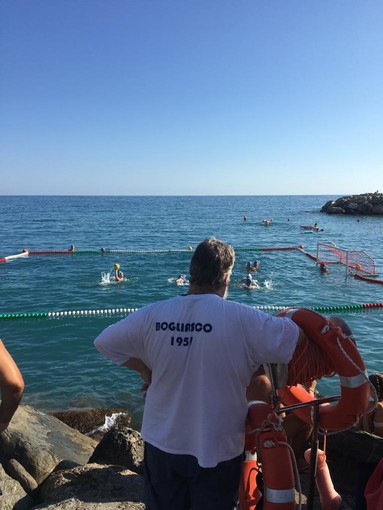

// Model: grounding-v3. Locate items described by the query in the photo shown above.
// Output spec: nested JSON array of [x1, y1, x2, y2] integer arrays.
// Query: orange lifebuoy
[[277, 308, 370, 431], [279, 383, 316, 425], [238, 450, 262, 510], [240, 400, 295, 510]]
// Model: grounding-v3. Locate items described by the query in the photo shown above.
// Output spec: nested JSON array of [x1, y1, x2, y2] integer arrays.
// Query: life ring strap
[[339, 372, 369, 389]]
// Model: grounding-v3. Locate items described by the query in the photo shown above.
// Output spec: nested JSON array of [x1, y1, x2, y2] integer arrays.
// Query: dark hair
[[189, 238, 235, 288], [369, 373, 383, 401]]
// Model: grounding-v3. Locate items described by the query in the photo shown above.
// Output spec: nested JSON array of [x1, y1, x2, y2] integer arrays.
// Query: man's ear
[[223, 272, 231, 286]]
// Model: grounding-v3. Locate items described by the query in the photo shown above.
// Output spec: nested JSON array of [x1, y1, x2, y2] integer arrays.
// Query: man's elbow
[[8, 378, 25, 401]]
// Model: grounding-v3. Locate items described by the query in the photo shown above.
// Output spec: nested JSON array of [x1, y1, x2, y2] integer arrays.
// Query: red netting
[[317, 243, 376, 275], [286, 336, 335, 386]]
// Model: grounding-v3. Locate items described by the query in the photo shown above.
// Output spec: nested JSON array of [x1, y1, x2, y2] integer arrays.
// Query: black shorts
[[144, 442, 243, 510]]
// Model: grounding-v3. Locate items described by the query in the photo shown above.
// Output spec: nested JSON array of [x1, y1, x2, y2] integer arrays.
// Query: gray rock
[[50, 408, 131, 438], [31, 498, 145, 509], [89, 428, 144, 476], [321, 192, 383, 215], [0, 405, 98, 484], [6, 458, 39, 493], [327, 427, 383, 464], [0, 462, 35, 510], [38, 463, 145, 506], [351, 195, 368, 205], [358, 202, 373, 213], [326, 206, 345, 214]]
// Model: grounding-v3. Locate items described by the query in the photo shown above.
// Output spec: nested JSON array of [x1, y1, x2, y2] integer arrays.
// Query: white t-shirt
[[94, 293, 299, 467]]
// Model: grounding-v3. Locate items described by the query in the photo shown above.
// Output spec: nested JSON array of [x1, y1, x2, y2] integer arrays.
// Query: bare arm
[[246, 325, 306, 402], [297, 326, 307, 346], [0, 340, 24, 433], [246, 370, 272, 403], [122, 357, 152, 386]]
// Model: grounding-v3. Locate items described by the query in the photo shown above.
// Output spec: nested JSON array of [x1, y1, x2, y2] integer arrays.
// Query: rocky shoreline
[[321, 192, 383, 215], [1, 405, 383, 509]]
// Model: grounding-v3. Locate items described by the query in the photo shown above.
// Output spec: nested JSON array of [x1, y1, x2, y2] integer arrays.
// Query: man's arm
[[122, 357, 152, 397], [123, 357, 152, 385], [0, 340, 24, 433], [297, 326, 307, 346]]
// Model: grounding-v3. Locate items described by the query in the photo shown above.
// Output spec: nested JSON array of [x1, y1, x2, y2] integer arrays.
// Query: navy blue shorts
[[144, 442, 243, 510]]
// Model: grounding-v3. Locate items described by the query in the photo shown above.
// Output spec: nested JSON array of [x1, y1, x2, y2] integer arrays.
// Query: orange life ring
[[238, 450, 262, 510], [240, 400, 295, 510], [277, 308, 370, 431]]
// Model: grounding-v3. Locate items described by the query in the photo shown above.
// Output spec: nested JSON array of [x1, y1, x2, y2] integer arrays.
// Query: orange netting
[[317, 243, 376, 275], [286, 336, 335, 386]]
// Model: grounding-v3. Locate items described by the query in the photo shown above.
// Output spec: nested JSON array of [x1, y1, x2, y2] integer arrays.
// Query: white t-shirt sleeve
[[243, 310, 300, 365], [94, 309, 148, 365]]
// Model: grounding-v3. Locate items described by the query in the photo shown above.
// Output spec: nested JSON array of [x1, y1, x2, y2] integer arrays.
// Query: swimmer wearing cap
[[243, 273, 260, 290], [114, 263, 124, 282]]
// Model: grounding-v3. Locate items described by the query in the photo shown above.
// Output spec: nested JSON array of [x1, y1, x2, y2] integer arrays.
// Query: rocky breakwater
[[2, 404, 383, 509], [321, 192, 383, 215], [0, 404, 146, 509]]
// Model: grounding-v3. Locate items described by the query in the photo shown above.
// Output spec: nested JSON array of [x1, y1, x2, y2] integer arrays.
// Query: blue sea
[[1, 195, 382, 429]]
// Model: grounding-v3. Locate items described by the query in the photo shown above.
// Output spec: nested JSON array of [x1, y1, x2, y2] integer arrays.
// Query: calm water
[[1, 195, 382, 428]]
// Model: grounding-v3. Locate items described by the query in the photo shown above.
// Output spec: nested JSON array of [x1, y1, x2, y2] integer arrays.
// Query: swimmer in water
[[319, 261, 329, 273], [176, 274, 188, 286], [244, 273, 259, 289], [114, 263, 124, 282], [246, 260, 261, 272]]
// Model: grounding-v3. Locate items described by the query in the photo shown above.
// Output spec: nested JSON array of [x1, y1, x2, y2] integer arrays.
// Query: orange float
[[238, 450, 261, 510], [239, 400, 295, 510], [277, 308, 370, 431]]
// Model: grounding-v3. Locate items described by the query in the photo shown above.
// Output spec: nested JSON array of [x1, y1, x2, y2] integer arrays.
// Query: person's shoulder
[[224, 299, 260, 313], [130, 296, 181, 322], [147, 295, 182, 310]]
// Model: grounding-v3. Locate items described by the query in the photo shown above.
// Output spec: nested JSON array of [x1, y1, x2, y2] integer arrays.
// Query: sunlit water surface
[[1, 195, 382, 428]]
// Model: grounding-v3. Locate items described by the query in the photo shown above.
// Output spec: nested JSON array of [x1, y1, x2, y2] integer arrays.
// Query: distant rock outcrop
[[321, 192, 383, 215]]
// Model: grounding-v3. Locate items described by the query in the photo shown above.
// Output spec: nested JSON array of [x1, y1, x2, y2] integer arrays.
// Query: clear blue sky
[[1, 1, 382, 195]]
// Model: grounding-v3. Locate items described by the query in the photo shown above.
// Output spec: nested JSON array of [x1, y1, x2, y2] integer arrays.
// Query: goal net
[[316, 242, 377, 275]]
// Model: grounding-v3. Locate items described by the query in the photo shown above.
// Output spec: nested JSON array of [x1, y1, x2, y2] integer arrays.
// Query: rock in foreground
[[2, 405, 383, 509]]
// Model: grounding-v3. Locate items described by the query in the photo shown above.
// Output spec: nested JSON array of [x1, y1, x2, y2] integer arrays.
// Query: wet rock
[[37, 463, 145, 507], [0, 405, 97, 485], [31, 498, 145, 509], [89, 428, 144, 476], [0, 462, 35, 510], [6, 458, 38, 493], [51, 408, 131, 437]]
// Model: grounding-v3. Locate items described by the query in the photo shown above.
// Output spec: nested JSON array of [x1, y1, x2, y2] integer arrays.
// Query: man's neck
[[187, 283, 226, 298]]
